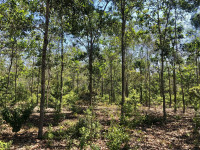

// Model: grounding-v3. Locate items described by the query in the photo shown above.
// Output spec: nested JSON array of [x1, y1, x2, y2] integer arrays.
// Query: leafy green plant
[[193, 115, 200, 134], [0, 140, 12, 150], [69, 108, 102, 149], [189, 85, 200, 111], [106, 124, 129, 150], [63, 91, 79, 106], [70, 104, 84, 114], [1, 105, 34, 132], [90, 144, 100, 150], [53, 111, 64, 125], [124, 89, 140, 118], [130, 114, 163, 128], [44, 124, 54, 147]]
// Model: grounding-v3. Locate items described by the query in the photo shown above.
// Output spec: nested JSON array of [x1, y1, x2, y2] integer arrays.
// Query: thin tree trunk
[[167, 63, 172, 108], [173, 60, 177, 113], [110, 59, 113, 103], [15, 53, 18, 103], [89, 32, 93, 106], [121, 0, 126, 121], [101, 76, 104, 97], [196, 47, 199, 85], [179, 64, 185, 113], [126, 74, 129, 98], [60, 30, 64, 112], [38, 0, 50, 139], [173, 6, 177, 113], [140, 64, 143, 104], [76, 71, 79, 94], [147, 49, 151, 108], [31, 57, 35, 104], [46, 67, 50, 109], [37, 67, 40, 104], [157, 2, 166, 120]]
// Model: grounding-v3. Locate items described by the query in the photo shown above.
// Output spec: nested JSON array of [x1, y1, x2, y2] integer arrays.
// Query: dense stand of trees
[[1, 0, 200, 139]]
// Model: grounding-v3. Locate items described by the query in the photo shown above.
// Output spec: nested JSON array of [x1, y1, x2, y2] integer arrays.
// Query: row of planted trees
[[1, 0, 200, 139]]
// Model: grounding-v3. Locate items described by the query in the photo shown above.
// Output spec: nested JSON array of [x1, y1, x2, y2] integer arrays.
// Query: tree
[[38, 0, 50, 139]]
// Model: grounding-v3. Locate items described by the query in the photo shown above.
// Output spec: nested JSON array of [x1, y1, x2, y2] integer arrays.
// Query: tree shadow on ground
[[28, 111, 77, 127]]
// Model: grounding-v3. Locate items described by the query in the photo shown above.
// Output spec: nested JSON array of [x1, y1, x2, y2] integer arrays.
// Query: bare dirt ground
[[0, 104, 199, 150]]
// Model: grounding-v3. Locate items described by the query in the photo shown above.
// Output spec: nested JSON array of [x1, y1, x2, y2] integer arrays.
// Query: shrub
[[106, 124, 129, 150], [130, 114, 163, 128], [193, 115, 200, 134], [70, 105, 84, 114], [53, 111, 65, 125], [0, 140, 12, 150], [63, 91, 79, 106], [44, 124, 54, 146], [70, 108, 102, 149], [125, 89, 140, 115], [1, 104, 34, 132]]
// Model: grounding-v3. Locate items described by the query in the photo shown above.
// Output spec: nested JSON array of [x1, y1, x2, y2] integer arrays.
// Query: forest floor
[[0, 104, 199, 150]]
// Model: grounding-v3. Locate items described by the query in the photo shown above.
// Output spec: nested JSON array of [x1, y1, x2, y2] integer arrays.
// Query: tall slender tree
[[38, 0, 50, 139]]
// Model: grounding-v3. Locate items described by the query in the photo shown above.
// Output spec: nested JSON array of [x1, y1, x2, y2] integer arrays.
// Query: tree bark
[[121, 0, 126, 122], [15, 52, 18, 103], [37, 67, 40, 104], [110, 59, 113, 103], [38, 0, 50, 139], [60, 29, 64, 112], [31, 57, 35, 104], [179, 64, 185, 113], [101, 76, 104, 97], [167, 63, 172, 108], [89, 34, 93, 106], [157, 2, 166, 120], [76, 71, 79, 94], [46, 66, 51, 109], [173, 6, 177, 113], [147, 49, 151, 108]]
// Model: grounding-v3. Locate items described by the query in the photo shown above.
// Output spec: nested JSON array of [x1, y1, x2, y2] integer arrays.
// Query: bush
[[193, 115, 200, 134], [53, 111, 65, 125], [70, 108, 102, 149], [63, 91, 79, 106], [106, 124, 129, 150], [123, 89, 140, 123], [130, 114, 163, 128], [44, 124, 54, 146], [1, 104, 34, 132], [70, 105, 84, 114], [0, 140, 12, 150]]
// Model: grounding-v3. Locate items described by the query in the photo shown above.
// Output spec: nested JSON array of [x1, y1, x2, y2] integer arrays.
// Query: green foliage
[[193, 115, 200, 134], [15, 83, 30, 102], [101, 94, 109, 103], [189, 85, 200, 111], [106, 124, 129, 150], [44, 124, 54, 146], [130, 114, 163, 128], [71, 108, 102, 149], [125, 89, 140, 115], [90, 144, 100, 150], [70, 105, 84, 114], [63, 91, 79, 106], [0, 140, 12, 150], [53, 111, 64, 125], [1, 104, 34, 132]]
